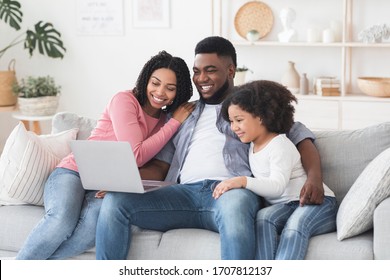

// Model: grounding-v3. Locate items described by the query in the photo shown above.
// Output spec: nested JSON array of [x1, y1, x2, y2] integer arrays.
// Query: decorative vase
[[300, 73, 309, 94], [0, 60, 17, 107], [17, 95, 60, 116], [246, 30, 260, 43], [281, 61, 300, 94]]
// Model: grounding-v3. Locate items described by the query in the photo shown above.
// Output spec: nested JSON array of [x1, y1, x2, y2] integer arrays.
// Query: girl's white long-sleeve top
[[246, 134, 335, 205]]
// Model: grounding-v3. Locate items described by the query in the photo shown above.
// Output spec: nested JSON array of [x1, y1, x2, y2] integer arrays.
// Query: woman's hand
[[95, 190, 107, 199], [172, 102, 195, 123], [213, 176, 247, 199]]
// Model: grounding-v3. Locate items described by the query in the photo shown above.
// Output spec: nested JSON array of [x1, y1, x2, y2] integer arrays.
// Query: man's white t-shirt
[[179, 104, 232, 184]]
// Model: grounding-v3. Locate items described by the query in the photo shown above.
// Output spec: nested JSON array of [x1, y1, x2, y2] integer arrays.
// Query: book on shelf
[[317, 88, 340, 96], [315, 77, 339, 83], [316, 84, 340, 89], [316, 80, 340, 87]]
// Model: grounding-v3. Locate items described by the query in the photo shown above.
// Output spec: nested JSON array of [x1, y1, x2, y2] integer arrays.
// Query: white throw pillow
[[336, 147, 390, 240], [0, 122, 78, 206]]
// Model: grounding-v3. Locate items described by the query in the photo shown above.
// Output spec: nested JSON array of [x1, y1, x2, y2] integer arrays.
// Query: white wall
[[0, 0, 213, 149], [1, 0, 389, 150]]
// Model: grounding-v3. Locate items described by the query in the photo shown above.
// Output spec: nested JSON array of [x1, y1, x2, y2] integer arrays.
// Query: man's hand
[[299, 177, 324, 206], [297, 139, 325, 206]]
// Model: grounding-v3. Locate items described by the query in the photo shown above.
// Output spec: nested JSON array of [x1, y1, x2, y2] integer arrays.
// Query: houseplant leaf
[[0, 0, 23, 30], [24, 21, 66, 59]]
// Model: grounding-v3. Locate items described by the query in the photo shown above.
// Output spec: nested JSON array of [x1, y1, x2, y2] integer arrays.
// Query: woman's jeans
[[96, 180, 261, 260], [256, 196, 338, 260], [16, 167, 102, 260]]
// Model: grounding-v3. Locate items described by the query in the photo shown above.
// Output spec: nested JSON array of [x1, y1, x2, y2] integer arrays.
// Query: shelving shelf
[[214, 0, 390, 130], [232, 41, 390, 48]]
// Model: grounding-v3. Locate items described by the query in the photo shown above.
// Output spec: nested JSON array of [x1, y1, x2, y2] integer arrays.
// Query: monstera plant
[[0, 0, 66, 106], [0, 0, 66, 64]]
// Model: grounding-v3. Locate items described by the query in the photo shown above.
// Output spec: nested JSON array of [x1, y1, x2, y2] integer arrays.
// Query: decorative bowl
[[357, 77, 390, 97]]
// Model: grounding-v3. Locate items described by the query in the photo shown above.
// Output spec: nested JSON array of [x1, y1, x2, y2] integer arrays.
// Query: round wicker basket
[[357, 77, 390, 97], [17, 95, 60, 116], [234, 1, 274, 40]]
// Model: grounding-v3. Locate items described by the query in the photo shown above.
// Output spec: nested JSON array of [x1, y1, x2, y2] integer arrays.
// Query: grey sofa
[[1, 112, 390, 260]]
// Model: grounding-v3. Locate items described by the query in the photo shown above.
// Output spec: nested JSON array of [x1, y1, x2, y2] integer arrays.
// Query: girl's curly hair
[[133, 51, 193, 112], [221, 80, 297, 134]]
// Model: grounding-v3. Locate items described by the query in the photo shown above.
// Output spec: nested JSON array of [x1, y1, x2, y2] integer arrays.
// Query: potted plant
[[0, 0, 66, 107], [234, 65, 252, 86], [13, 75, 61, 116]]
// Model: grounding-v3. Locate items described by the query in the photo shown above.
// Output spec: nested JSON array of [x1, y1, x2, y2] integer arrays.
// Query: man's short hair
[[195, 36, 237, 67]]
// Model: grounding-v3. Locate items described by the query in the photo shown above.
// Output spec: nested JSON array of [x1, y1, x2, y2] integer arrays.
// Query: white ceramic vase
[[281, 61, 300, 94]]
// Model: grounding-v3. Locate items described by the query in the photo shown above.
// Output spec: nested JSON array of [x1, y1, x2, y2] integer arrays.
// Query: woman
[[16, 51, 195, 259]]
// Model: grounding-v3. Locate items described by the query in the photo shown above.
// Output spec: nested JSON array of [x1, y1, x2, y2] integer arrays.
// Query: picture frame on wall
[[76, 0, 124, 35], [132, 0, 170, 28]]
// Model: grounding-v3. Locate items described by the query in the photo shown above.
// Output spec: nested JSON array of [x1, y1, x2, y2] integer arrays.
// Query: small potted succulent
[[13, 76, 61, 116], [234, 65, 252, 86]]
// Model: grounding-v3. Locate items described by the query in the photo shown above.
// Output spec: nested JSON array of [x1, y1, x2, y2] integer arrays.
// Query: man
[[95, 36, 324, 260]]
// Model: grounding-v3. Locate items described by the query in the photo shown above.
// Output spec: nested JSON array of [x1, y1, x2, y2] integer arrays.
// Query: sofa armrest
[[373, 197, 390, 259]]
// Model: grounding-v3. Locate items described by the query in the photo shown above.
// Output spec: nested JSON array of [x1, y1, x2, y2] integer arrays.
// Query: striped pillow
[[0, 122, 78, 205]]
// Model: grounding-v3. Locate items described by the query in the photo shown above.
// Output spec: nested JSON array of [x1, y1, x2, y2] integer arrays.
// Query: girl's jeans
[[256, 196, 338, 260]]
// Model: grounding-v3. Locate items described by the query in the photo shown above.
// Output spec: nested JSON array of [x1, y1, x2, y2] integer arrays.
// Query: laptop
[[70, 140, 173, 193]]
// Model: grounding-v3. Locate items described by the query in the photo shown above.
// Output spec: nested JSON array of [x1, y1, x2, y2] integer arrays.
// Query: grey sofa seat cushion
[[0, 205, 44, 252], [313, 122, 390, 204], [305, 231, 373, 260]]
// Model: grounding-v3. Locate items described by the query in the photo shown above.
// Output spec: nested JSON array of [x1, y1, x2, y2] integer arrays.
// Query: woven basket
[[357, 77, 390, 97], [17, 95, 60, 116], [234, 1, 274, 40], [0, 59, 17, 106]]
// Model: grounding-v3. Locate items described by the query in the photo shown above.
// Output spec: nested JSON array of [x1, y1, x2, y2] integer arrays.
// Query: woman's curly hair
[[221, 80, 297, 134], [133, 50, 193, 113]]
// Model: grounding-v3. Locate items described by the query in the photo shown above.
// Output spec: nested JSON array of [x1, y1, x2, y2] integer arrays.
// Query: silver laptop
[[70, 140, 173, 193]]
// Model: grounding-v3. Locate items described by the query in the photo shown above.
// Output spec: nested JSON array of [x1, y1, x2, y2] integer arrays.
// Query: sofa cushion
[[336, 147, 390, 240], [51, 112, 97, 140], [0, 123, 78, 206], [305, 231, 373, 260], [0, 205, 44, 253], [313, 122, 390, 204]]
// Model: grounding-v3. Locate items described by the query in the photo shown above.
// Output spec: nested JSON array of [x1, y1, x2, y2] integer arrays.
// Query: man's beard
[[199, 79, 230, 105]]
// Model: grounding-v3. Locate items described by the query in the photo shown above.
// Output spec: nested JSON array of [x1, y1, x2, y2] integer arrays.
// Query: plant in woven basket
[[13, 75, 61, 116], [13, 76, 61, 98], [0, 0, 66, 66]]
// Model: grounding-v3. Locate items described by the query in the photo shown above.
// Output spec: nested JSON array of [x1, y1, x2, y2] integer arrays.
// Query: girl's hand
[[95, 190, 107, 199], [212, 177, 247, 199], [172, 102, 195, 123]]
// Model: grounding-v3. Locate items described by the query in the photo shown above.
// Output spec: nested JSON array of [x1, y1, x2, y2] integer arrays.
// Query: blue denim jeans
[[16, 168, 102, 260], [95, 180, 261, 260], [255, 196, 338, 260]]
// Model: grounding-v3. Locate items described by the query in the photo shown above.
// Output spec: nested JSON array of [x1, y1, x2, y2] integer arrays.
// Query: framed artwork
[[132, 0, 170, 28], [76, 0, 124, 35]]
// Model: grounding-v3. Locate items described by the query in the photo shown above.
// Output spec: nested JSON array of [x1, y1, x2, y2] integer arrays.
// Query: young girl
[[16, 51, 195, 259], [214, 80, 337, 260]]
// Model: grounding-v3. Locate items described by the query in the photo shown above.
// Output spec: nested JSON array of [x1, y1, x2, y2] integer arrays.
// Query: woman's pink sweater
[[58, 90, 180, 171]]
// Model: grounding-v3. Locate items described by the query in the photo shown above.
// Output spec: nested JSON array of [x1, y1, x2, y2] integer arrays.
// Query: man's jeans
[[16, 168, 102, 259], [96, 180, 261, 260], [256, 196, 338, 259]]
